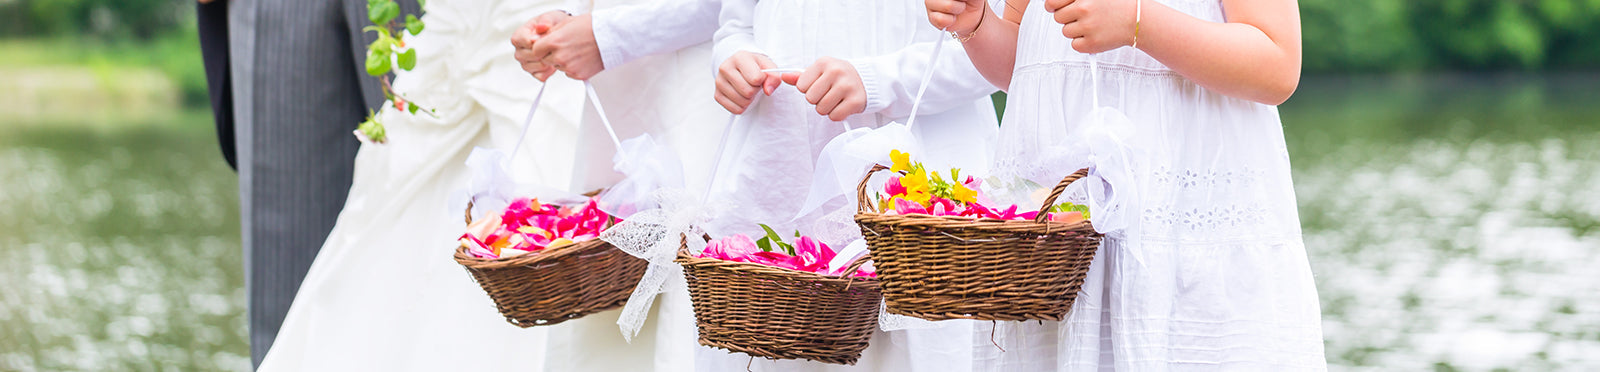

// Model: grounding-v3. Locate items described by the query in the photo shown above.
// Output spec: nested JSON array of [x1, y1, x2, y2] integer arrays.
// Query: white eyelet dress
[[976, 0, 1328, 370]]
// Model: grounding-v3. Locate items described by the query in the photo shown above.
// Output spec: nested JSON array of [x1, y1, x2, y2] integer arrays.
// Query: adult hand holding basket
[[854, 164, 1102, 321]]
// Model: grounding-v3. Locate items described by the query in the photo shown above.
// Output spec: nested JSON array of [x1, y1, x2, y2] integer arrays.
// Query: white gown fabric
[[256, 1, 587, 370], [978, 0, 1326, 370], [699, 0, 999, 371], [545, 0, 729, 370]]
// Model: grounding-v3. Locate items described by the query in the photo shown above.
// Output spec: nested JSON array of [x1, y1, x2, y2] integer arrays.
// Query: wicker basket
[[677, 236, 881, 365], [453, 201, 648, 327], [854, 165, 1102, 322]]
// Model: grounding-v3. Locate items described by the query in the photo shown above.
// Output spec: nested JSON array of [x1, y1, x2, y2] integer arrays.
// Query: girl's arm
[[838, 33, 998, 120], [926, 0, 1029, 90], [1048, 0, 1302, 105], [1141, 0, 1301, 104]]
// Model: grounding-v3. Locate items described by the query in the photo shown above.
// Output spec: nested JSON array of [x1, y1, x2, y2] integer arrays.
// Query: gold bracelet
[[951, 3, 986, 43], [1131, 0, 1142, 48]]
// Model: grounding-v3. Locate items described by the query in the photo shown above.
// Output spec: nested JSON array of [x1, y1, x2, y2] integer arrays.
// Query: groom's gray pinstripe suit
[[225, 0, 419, 367]]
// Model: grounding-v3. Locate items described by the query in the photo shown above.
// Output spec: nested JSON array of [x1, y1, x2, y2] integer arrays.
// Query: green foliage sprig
[[754, 224, 799, 256], [354, 0, 429, 144]]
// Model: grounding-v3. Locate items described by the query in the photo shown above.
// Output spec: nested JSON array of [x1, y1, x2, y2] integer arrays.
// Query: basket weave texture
[[676, 237, 881, 365], [854, 165, 1103, 321], [453, 202, 647, 327]]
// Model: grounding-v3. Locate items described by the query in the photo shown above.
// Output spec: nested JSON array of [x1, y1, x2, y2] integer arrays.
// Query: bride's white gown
[[256, 0, 587, 370]]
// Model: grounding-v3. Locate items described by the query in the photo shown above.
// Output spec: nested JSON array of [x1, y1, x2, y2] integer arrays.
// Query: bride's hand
[[714, 51, 780, 114]]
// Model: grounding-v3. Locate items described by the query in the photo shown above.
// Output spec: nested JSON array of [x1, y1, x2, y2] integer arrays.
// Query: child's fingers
[[736, 58, 770, 92], [832, 93, 866, 121], [780, 72, 801, 86], [925, 0, 968, 16], [1061, 21, 1087, 39], [716, 78, 753, 107], [531, 66, 554, 81], [795, 67, 823, 94], [1042, 0, 1075, 12], [515, 49, 548, 71], [803, 74, 833, 106], [1070, 36, 1103, 54], [927, 13, 957, 30], [815, 84, 847, 118], [1052, 3, 1085, 25], [755, 55, 779, 72], [714, 92, 747, 115], [719, 62, 758, 99], [763, 74, 783, 95]]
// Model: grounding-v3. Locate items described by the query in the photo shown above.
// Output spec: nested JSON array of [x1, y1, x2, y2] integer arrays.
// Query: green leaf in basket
[[758, 224, 782, 242], [756, 236, 772, 252]]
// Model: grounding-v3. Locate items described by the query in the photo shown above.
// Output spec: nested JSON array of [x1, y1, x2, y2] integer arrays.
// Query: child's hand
[[780, 57, 866, 122], [924, 0, 986, 35], [511, 10, 572, 81], [1043, 0, 1137, 54], [715, 51, 781, 114]]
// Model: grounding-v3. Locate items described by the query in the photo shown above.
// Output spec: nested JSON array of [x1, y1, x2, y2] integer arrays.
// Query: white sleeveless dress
[[256, 0, 587, 370], [977, 0, 1327, 370]]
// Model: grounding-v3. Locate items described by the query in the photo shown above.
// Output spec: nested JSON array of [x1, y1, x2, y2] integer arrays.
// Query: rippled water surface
[[1, 74, 1597, 370]]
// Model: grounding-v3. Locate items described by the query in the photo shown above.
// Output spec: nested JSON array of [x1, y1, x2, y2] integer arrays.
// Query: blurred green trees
[[0, 0, 188, 40], [1297, 0, 1600, 71], [1, 0, 1597, 73]]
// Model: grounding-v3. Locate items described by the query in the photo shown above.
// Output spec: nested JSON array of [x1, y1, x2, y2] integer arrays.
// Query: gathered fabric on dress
[[254, 0, 589, 370], [548, 0, 730, 370], [976, 0, 1326, 370]]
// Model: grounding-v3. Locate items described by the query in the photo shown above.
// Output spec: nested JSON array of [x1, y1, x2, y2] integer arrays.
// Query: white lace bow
[[599, 188, 722, 341]]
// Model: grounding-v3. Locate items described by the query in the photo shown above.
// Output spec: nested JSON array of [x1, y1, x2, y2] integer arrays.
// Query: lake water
[[1, 74, 1597, 371]]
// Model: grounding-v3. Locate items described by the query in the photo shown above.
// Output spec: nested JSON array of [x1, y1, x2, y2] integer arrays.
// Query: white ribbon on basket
[[601, 96, 755, 341], [796, 33, 959, 332], [599, 187, 723, 341], [451, 82, 593, 219], [1038, 55, 1149, 267]]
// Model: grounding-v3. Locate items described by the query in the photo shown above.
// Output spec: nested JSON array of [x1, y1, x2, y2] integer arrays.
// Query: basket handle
[[841, 253, 872, 276], [856, 164, 893, 214], [854, 163, 1091, 224], [1033, 168, 1092, 224]]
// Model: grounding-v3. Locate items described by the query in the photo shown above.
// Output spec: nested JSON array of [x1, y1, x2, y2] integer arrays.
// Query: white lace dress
[[977, 0, 1327, 370]]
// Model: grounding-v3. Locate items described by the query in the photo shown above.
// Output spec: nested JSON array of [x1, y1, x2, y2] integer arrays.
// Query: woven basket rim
[[854, 211, 1097, 235], [674, 250, 880, 287], [453, 237, 616, 270]]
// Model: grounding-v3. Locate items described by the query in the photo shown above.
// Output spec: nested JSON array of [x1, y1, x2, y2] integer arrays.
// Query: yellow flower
[[890, 149, 913, 173], [900, 170, 932, 205], [951, 182, 977, 204]]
